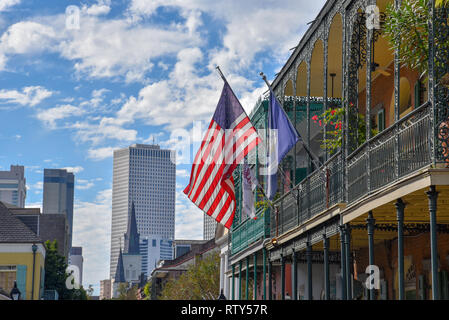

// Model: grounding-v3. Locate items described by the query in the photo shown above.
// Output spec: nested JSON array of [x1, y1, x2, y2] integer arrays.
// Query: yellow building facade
[[0, 244, 46, 300]]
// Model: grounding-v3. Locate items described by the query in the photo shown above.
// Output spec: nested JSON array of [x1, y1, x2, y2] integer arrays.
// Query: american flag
[[184, 81, 261, 229]]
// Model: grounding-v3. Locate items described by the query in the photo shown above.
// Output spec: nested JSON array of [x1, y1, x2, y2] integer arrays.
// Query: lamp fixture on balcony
[[271, 238, 278, 246]]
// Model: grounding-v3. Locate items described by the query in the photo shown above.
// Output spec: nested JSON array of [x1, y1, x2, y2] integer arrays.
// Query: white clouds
[[36, 104, 85, 128], [81, 0, 111, 16], [0, 0, 21, 12], [87, 146, 116, 161], [176, 169, 190, 178], [0, 21, 59, 71], [62, 166, 84, 174], [58, 16, 201, 82], [0, 86, 53, 107], [72, 188, 112, 290], [175, 190, 203, 239]]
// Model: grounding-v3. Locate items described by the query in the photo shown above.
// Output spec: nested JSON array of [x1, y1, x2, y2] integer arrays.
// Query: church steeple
[[124, 201, 140, 255], [114, 246, 126, 283]]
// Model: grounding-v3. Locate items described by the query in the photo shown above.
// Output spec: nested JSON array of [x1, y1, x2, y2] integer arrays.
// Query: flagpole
[[259, 72, 322, 170]]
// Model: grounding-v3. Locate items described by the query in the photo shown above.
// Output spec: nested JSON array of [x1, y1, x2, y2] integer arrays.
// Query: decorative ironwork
[[433, 5, 449, 165]]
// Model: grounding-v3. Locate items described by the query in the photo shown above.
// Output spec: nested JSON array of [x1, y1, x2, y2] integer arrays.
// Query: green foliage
[[143, 281, 152, 300], [116, 283, 138, 300], [384, 0, 430, 76], [43, 240, 88, 300], [312, 106, 377, 155], [159, 252, 220, 300]]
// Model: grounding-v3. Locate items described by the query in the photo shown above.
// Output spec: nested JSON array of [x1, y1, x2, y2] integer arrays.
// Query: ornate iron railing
[[346, 102, 432, 204], [231, 206, 270, 255], [270, 151, 344, 238]]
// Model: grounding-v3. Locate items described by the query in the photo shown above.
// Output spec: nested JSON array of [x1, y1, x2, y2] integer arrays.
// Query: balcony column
[[395, 198, 406, 300], [345, 225, 352, 300], [239, 261, 242, 300], [323, 32, 329, 163], [366, 211, 376, 300], [306, 59, 311, 175], [232, 264, 235, 300], [246, 256, 250, 300], [292, 77, 297, 185], [281, 255, 286, 300], [323, 234, 330, 300], [268, 258, 273, 300], [427, 186, 440, 300], [263, 248, 267, 300], [394, 0, 401, 179], [253, 252, 257, 300], [307, 242, 313, 300], [366, 10, 373, 193], [292, 250, 298, 300], [339, 225, 347, 300]]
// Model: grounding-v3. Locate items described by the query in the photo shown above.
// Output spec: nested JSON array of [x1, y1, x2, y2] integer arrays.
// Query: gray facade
[[0, 165, 26, 208], [42, 169, 74, 252], [110, 144, 176, 280], [9, 205, 69, 258], [203, 215, 217, 241]]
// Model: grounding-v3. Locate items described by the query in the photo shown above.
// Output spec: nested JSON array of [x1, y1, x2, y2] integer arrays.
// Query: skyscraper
[[68, 246, 83, 286], [204, 215, 217, 240], [0, 165, 26, 208], [110, 144, 175, 280], [42, 169, 75, 251]]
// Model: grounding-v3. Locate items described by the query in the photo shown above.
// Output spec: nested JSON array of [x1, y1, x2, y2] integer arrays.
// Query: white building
[[110, 144, 176, 280], [0, 165, 26, 208], [68, 246, 83, 287]]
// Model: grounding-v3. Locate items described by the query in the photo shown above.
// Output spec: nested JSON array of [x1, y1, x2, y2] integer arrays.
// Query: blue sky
[[0, 0, 325, 295]]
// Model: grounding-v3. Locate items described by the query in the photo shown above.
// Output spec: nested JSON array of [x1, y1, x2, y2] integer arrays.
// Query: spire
[[114, 245, 126, 283], [124, 201, 140, 255]]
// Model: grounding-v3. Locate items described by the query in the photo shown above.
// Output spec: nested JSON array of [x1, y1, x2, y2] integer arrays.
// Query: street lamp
[[217, 289, 227, 300], [10, 281, 21, 300]]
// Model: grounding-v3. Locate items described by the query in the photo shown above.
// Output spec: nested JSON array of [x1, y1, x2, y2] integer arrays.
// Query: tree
[[43, 240, 88, 300], [159, 252, 220, 300], [116, 283, 138, 300]]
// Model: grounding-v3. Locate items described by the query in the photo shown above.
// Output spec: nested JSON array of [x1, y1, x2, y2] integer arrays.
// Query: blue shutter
[[16, 265, 27, 300]]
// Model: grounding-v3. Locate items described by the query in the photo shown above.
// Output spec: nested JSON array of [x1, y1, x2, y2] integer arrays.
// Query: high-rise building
[[203, 215, 217, 240], [100, 279, 112, 300], [68, 246, 83, 286], [42, 169, 75, 251], [0, 165, 26, 208], [110, 144, 175, 280]]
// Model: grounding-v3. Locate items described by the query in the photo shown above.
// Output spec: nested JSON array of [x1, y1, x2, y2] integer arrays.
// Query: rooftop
[[0, 202, 43, 244]]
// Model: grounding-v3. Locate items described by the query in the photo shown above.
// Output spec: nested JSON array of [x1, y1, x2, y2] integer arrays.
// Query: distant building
[[0, 165, 26, 208], [149, 238, 217, 300], [0, 202, 46, 300], [42, 169, 74, 251], [141, 235, 173, 276], [112, 247, 126, 299], [6, 203, 69, 258], [110, 144, 175, 281], [100, 279, 111, 300], [122, 203, 141, 285], [203, 215, 217, 241], [173, 239, 208, 259], [68, 247, 83, 286]]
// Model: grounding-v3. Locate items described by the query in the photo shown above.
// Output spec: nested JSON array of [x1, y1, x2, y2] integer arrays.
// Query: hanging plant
[[383, 0, 449, 79], [312, 104, 378, 155]]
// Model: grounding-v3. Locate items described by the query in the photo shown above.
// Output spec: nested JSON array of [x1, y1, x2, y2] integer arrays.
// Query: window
[[0, 266, 17, 293], [377, 108, 385, 132]]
